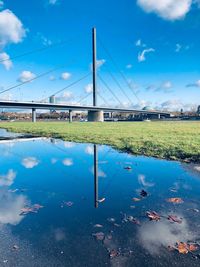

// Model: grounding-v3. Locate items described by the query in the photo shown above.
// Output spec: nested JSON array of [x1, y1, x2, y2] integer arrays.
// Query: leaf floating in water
[[168, 215, 182, 224], [20, 204, 43, 216], [173, 242, 199, 254], [140, 190, 148, 197], [166, 198, 183, 204], [98, 198, 106, 203], [177, 242, 189, 254], [92, 232, 105, 241], [146, 211, 160, 221], [109, 249, 119, 259], [132, 197, 141, 202], [188, 244, 198, 252], [93, 224, 103, 228], [124, 166, 132, 170]]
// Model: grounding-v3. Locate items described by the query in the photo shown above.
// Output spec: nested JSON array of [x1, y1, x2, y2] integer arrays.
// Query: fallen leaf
[[132, 197, 141, 202], [166, 198, 183, 204], [168, 215, 182, 224], [188, 244, 198, 252], [124, 166, 132, 170], [146, 211, 160, 221], [177, 242, 189, 254], [140, 190, 148, 197]]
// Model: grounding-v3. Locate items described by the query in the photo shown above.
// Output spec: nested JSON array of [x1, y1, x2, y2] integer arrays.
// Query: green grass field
[[0, 121, 200, 163]]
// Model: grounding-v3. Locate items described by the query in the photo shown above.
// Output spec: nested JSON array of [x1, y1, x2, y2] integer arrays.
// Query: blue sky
[[0, 0, 200, 111]]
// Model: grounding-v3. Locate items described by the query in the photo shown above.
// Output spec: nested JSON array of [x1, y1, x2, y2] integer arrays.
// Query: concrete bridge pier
[[32, 108, 36, 123], [88, 110, 104, 122], [69, 110, 73, 123]]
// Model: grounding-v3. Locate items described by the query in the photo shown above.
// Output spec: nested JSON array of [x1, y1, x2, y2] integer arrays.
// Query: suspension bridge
[[0, 28, 170, 122]]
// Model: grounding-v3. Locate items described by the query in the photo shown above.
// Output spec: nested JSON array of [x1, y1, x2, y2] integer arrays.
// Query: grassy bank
[[0, 121, 200, 163]]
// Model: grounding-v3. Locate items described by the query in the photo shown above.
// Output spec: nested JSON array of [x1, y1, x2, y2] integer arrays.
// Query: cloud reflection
[[0, 169, 16, 186], [0, 189, 27, 225], [62, 158, 73, 166], [138, 174, 155, 187], [138, 216, 196, 255], [21, 157, 40, 169]]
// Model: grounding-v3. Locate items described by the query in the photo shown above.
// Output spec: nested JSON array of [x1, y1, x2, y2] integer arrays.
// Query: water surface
[[0, 129, 200, 267]]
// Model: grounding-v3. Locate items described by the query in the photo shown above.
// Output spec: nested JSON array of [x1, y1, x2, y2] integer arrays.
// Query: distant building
[[197, 105, 200, 115]]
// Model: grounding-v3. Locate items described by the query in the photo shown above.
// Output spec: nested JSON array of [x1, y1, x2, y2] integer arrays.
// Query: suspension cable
[[97, 73, 124, 107]]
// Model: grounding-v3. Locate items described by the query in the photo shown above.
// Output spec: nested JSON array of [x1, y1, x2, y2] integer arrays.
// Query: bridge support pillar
[[88, 111, 104, 122], [32, 108, 36, 123], [158, 114, 161, 119], [69, 110, 73, 123]]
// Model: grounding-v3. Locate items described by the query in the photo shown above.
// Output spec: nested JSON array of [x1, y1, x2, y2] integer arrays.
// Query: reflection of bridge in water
[[0, 28, 170, 122]]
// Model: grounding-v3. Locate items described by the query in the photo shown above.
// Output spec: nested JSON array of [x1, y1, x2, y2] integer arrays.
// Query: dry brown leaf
[[166, 198, 183, 204], [177, 242, 189, 254], [146, 211, 160, 221]]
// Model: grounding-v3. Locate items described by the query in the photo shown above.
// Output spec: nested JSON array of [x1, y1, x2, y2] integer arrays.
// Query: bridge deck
[[0, 101, 170, 115]]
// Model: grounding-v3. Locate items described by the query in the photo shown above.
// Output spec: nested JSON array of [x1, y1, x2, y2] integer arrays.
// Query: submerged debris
[[146, 211, 161, 221], [92, 232, 105, 241]]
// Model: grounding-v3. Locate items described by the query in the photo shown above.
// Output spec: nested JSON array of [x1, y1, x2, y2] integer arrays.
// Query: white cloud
[[138, 48, 155, 62], [137, 0, 192, 21], [18, 71, 36, 83], [85, 145, 94, 155], [60, 72, 71, 80], [186, 80, 200, 88], [62, 158, 73, 166], [48, 0, 59, 5], [62, 91, 73, 99], [126, 64, 132, 69], [0, 169, 16, 186], [175, 43, 182, 52], [37, 32, 52, 46], [0, 1, 4, 10], [85, 83, 93, 93], [21, 157, 39, 169], [0, 9, 26, 47], [63, 142, 75, 148], [97, 59, 106, 68], [135, 39, 146, 47], [90, 59, 106, 70], [49, 75, 56, 81], [0, 52, 13, 70]]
